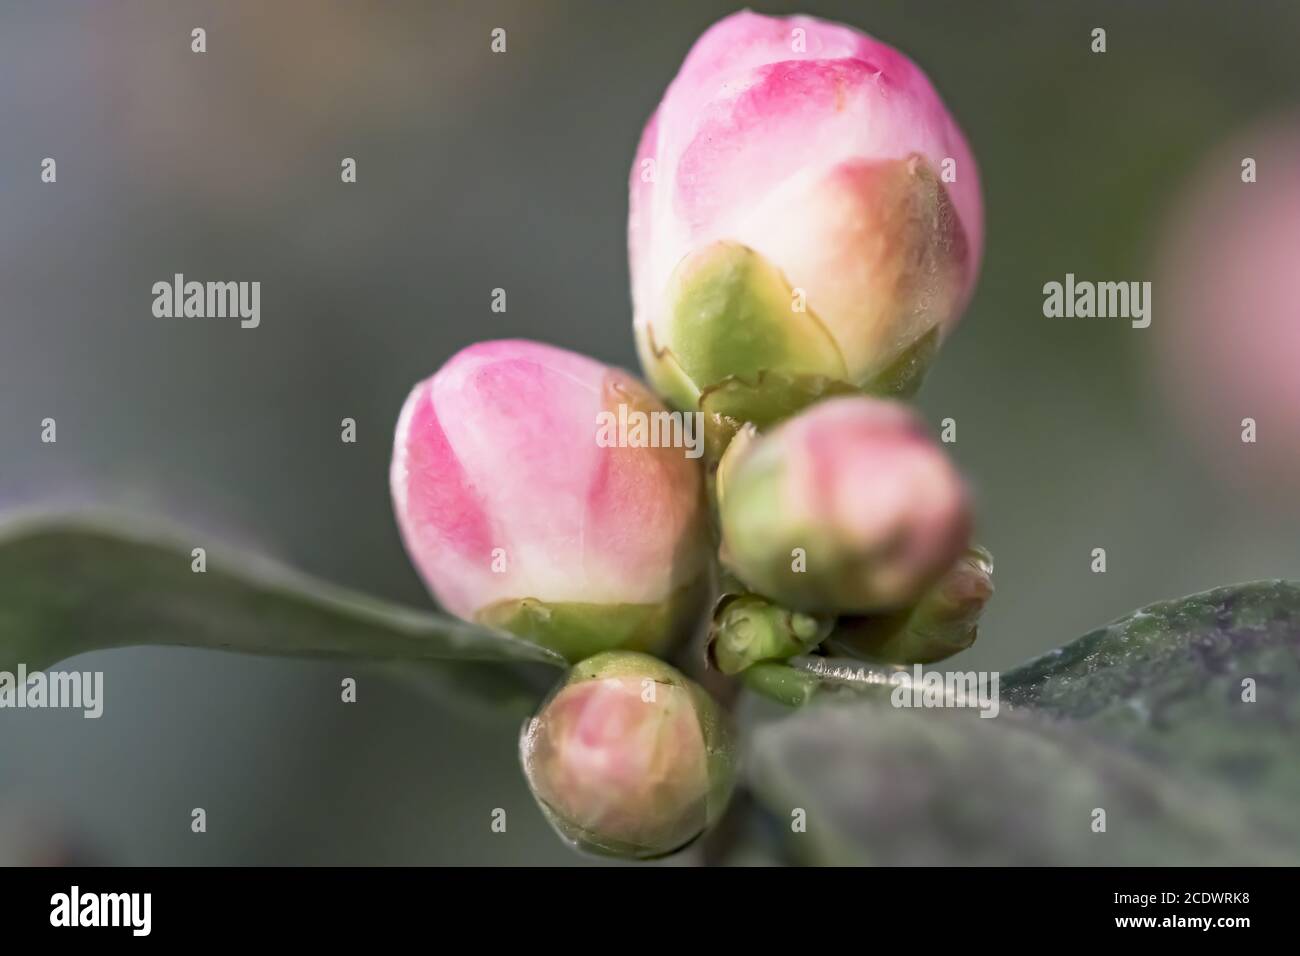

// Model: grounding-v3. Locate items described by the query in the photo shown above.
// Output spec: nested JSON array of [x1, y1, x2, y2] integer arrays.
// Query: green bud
[[827, 546, 995, 664], [708, 594, 833, 675], [519, 651, 737, 860]]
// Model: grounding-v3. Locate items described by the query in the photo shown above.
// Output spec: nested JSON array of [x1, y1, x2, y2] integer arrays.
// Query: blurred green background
[[2, 0, 1299, 864]]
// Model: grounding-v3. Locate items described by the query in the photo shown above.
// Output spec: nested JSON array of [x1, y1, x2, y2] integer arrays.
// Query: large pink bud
[[390, 340, 711, 661], [630, 11, 983, 418], [716, 396, 971, 614]]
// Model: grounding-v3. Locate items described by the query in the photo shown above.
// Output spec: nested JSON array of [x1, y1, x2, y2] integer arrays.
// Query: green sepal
[[699, 369, 862, 465], [476, 581, 707, 664], [637, 326, 701, 413], [666, 240, 846, 389], [862, 326, 940, 399]]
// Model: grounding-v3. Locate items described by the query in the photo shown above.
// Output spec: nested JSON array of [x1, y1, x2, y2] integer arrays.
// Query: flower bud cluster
[[390, 11, 990, 860]]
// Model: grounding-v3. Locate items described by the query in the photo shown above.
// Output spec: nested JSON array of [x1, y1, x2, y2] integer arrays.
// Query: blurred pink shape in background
[[1154, 114, 1300, 500]]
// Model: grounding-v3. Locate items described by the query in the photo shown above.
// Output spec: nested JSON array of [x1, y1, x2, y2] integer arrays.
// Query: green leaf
[[745, 581, 1300, 864], [0, 512, 566, 673], [747, 699, 1292, 865], [391, 661, 555, 724], [1002, 579, 1300, 830]]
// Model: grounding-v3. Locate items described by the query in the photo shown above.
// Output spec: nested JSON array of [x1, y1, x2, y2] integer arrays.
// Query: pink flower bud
[[630, 11, 983, 410], [520, 652, 737, 859], [390, 340, 710, 661], [717, 396, 971, 613]]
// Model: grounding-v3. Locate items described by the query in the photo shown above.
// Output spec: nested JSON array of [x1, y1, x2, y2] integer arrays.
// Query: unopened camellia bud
[[520, 651, 737, 859], [630, 11, 983, 422], [390, 340, 710, 662], [717, 397, 971, 614], [708, 593, 832, 675], [827, 546, 994, 664]]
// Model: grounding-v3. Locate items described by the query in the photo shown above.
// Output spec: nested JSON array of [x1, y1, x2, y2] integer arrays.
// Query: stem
[[741, 662, 820, 707]]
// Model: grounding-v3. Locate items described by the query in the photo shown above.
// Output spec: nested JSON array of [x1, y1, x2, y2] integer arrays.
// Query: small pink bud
[[631, 11, 983, 409], [520, 652, 737, 859], [717, 396, 971, 613], [390, 340, 710, 660]]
